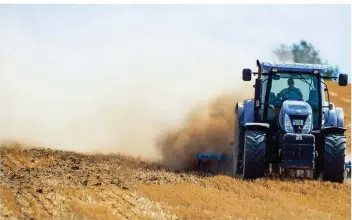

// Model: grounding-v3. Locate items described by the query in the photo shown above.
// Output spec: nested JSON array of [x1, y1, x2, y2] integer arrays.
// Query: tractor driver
[[276, 78, 303, 101]]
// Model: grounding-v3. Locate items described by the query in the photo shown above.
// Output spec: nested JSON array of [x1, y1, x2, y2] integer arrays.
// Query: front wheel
[[323, 134, 346, 183], [243, 130, 266, 180]]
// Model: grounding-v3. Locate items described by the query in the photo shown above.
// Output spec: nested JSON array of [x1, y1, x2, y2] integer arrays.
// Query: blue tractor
[[197, 60, 350, 183]]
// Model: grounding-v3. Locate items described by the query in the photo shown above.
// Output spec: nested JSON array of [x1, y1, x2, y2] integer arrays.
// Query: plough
[[196, 152, 232, 174]]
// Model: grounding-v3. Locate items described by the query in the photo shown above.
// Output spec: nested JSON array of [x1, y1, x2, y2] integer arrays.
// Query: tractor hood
[[279, 100, 313, 133], [281, 100, 312, 116]]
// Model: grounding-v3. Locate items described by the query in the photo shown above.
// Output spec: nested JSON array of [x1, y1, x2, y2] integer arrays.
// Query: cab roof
[[260, 61, 328, 74]]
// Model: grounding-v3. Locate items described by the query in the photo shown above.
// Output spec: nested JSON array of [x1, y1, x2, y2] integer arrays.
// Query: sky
[[0, 4, 350, 156], [0, 5, 350, 70]]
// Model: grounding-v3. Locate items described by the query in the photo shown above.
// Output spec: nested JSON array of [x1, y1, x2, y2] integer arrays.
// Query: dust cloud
[[156, 84, 253, 170], [0, 54, 254, 163], [0, 7, 262, 162]]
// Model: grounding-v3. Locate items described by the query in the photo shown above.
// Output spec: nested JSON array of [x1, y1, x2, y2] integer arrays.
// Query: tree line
[[273, 40, 340, 79]]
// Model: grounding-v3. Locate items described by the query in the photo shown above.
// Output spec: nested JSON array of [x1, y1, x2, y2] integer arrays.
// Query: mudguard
[[321, 126, 347, 135], [244, 122, 270, 131], [323, 103, 344, 128], [335, 107, 344, 128], [235, 101, 244, 126], [236, 99, 254, 126]]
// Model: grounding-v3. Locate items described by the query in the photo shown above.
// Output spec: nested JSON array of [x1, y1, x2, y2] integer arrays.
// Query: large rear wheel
[[323, 134, 346, 183], [243, 130, 266, 180]]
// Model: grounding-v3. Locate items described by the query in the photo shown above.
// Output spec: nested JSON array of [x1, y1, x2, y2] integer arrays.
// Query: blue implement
[[196, 152, 233, 174], [196, 152, 232, 161]]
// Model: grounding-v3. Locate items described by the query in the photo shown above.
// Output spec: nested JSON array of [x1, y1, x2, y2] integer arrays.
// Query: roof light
[[272, 67, 278, 73], [313, 70, 319, 74]]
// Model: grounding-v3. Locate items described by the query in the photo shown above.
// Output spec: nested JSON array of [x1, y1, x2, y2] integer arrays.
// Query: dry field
[[0, 81, 351, 220]]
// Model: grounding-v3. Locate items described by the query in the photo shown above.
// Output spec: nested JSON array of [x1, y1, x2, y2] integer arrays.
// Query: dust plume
[[0, 6, 265, 161], [156, 83, 253, 170], [0, 46, 258, 162]]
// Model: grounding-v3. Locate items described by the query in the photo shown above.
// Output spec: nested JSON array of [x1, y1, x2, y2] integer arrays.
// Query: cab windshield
[[262, 72, 320, 127]]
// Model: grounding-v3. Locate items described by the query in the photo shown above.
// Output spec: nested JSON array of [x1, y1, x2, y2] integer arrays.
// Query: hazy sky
[[0, 5, 350, 69], [0, 5, 350, 101], [0, 4, 350, 155]]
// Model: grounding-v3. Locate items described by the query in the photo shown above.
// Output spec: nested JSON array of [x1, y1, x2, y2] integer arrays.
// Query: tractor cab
[[242, 61, 348, 135], [262, 70, 321, 133]]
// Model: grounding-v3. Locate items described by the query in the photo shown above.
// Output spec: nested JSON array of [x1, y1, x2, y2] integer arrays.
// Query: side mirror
[[338, 73, 348, 86], [242, 68, 252, 81]]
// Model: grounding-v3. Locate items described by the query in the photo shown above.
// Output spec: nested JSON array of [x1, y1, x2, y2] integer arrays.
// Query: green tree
[[273, 40, 338, 79], [291, 40, 321, 64]]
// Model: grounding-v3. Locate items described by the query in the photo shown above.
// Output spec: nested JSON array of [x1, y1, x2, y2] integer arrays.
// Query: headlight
[[284, 114, 294, 133], [302, 115, 312, 133]]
